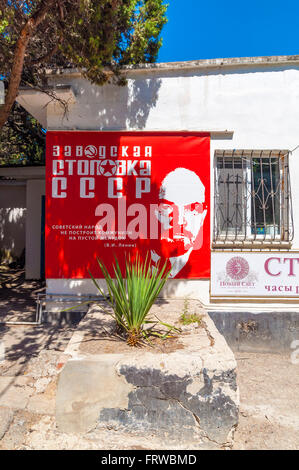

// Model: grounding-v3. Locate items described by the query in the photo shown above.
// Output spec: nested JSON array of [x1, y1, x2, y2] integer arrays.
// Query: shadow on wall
[[125, 78, 162, 129], [69, 75, 162, 130], [59, 63, 299, 130], [0, 207, 26, 262]]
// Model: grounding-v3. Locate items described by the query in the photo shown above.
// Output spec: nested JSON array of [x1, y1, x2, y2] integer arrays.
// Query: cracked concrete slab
[[0, 376, 33, 409], [0, 407, 14, 439], [56, 354, 135, 433], [56, 300, 239, 448]]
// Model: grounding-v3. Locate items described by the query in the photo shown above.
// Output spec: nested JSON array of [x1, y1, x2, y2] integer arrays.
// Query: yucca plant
[[88, 252, 171, 346]]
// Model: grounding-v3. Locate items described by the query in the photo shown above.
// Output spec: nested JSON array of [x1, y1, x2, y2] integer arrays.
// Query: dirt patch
[[79, 332, 185, 354], [78, 300, 208, 355], [0, 409, 41, 450], [41, 378, 57, 400], [233, 352, 299, 450]]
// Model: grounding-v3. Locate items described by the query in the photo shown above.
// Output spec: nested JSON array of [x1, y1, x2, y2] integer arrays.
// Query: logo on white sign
[[226, 257, 249, 281]]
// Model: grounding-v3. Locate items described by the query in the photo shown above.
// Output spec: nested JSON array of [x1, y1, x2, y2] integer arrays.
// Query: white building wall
[[47, 66, 299, 145], [25, 179, 45, 279], [0, 183, 26, 262], [42, 62, 299, 306]]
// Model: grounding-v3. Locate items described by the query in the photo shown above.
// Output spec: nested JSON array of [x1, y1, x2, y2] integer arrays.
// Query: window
[[213, 150, 293, 246]]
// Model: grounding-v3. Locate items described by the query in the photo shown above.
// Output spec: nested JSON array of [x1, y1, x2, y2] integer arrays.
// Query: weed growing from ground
[[179, 299, 203, 326]]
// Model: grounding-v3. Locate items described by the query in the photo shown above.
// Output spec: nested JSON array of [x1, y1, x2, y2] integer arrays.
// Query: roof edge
[[45, 54, 299, 78]]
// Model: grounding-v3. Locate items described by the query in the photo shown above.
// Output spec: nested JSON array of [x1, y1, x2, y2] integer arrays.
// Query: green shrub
[[89, 253, 171, 346]]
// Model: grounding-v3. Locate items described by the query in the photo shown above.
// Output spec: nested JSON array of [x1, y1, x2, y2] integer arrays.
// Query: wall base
[[209, 311, 299, 352]]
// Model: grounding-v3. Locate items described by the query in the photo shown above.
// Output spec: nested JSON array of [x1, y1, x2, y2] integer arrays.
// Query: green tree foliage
[[0, 0, 168, 154], [59, 0, 168, 84], [0, 103, 45, 165]]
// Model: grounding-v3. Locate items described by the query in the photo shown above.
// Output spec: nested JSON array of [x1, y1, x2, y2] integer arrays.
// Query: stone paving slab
[[0, 376, 33, 409], [0, 314, 76, 448]]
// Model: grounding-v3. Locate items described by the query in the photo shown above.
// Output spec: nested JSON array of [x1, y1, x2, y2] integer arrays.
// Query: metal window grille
[[213, 150, 294, 247]]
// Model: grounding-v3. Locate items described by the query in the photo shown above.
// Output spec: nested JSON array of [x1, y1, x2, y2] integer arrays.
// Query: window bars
[[213, 150, 294, 247]]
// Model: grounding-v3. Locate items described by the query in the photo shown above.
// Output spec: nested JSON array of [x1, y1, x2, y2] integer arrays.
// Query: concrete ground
[[0, 322, 77, 449], [0, 271, 298, 449], [233, 351, 299, 450], [0, 267, 76, 449], [0, 266, 45, 322], [1, 333, 298, 449]]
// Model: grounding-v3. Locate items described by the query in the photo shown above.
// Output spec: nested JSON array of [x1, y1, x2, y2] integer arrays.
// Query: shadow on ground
[[0, 266, 45, 322]]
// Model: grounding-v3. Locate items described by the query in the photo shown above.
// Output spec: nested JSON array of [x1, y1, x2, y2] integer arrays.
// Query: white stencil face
[[155, 168, 207, 252], [159, 168, 205, 205]]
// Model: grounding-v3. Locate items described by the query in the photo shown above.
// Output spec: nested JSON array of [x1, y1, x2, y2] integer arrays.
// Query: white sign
[[211, 252, 299, 298]]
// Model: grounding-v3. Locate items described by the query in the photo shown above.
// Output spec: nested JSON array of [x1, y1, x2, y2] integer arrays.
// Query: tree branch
[[0, 0, 57, 130], [29, 34, 63, 65]]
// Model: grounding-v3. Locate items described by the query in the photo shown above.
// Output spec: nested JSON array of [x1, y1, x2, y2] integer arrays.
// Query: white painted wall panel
[[25, 179, 45, 279], [0, 184, 26, 261]]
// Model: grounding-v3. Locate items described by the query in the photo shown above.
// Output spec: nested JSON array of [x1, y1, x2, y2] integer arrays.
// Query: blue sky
[[158, 0, 299, 62]]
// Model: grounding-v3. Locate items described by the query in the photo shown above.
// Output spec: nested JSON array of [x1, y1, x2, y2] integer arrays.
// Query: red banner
[[45, 132, 210, 279]]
